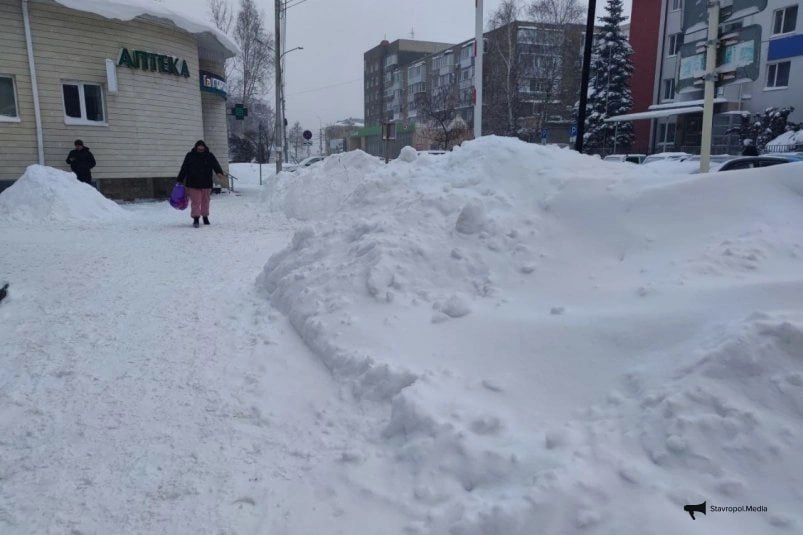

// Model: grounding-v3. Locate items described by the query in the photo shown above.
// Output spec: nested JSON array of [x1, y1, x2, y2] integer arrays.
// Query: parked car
[[284, 155, 325, 172], [680, 154, 737, 172], [717, 155, 803, 171], [603, 154, 647, 164], [416, 150, 447, 156], [641, 152, 692, 165]]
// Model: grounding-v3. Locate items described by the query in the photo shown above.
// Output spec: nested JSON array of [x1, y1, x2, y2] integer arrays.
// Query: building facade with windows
[[361, 21, 585, 157], [0, 0, 236, 198], [629, 0, 802, 154]]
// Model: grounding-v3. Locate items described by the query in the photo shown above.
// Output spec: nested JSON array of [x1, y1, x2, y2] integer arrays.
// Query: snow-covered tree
[[727, 107, 799, 150], [582, 0, 633, 153]]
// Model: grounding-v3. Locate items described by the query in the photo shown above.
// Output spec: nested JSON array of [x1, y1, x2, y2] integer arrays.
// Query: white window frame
[[657, 122, 676, 151], [662, 78, 676, 101], [62, 81, 107, 126], [0, 75, 21, 123], [671, 0, 682, 12], [772, 5, 798, 37], [668, 33, 683, 57], [766, 61, 791, 89]]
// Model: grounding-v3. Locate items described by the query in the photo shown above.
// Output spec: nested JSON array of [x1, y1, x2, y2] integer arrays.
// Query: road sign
[[570, 125, 577, 137], [231, 104, 248, 120], [303, 130, 313, 140], [540, 128, 548, 145]]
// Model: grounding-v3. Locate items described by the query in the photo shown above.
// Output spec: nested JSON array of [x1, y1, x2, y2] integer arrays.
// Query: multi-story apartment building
[[360, 21, 586, 156], [363, 39, 454, 127], [629, 0, 802, 154]]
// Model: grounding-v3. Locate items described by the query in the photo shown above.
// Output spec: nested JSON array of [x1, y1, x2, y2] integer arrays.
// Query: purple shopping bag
[[169, 183, 188, 210]]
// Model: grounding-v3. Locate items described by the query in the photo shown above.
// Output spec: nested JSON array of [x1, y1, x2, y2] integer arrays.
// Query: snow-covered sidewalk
[[0, 179, 406, 534]]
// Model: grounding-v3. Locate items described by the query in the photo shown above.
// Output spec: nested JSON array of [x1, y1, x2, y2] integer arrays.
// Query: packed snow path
[[0, 188, 405, 534]]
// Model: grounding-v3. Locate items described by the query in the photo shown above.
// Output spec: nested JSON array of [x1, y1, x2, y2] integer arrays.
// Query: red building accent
[[629, 0, 663, 153]]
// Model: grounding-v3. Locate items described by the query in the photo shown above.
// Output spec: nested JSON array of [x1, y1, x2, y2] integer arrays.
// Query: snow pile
[[264, 149, 383, 220], [452, 313, 803, 534], [0, 165, 128, 223], [767, 129, 803, 149], [258, 136, 803, 532]]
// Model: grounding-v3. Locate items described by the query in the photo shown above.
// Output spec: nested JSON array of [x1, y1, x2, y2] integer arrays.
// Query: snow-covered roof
[[648, 98, 729, 111], [52, 0, 240, 59]]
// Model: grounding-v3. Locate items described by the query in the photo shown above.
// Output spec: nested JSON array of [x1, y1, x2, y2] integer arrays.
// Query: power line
[[288, 78, 363, 97], [283, 0, 311, 9]]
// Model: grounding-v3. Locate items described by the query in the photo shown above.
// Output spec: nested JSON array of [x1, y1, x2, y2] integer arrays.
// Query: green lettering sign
[[134, 50, 148, 70], [117, 48, 191, 78], [118, 48, 134, 68], [158, 55, 170, 73]]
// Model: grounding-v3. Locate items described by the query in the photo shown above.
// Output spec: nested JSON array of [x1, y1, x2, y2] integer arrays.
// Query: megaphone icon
[[684, 501, 707, 520]]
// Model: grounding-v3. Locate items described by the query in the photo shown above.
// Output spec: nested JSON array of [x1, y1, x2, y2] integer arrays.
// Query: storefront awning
[[647, 98, 729, 110], [604, 106, 704, 122]]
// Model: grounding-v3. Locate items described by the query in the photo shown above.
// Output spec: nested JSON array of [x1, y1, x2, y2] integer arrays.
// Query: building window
[[671, 0, 682, 11], [773, 5, 798, 35], [663, 78, 676, 100], [0, 75, 19, 121], [668, 33, 684, 56], [766, 61, 791, 88], [62, 82, 106, 124], [657, 122, 676, 150]]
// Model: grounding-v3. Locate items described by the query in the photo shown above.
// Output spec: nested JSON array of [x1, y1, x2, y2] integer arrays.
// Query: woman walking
[[177, 140, 225, 227]]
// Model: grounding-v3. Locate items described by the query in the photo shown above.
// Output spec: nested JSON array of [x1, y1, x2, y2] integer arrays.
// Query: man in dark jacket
[[177, 140, 225, 227], [65, 139, 96, 184]]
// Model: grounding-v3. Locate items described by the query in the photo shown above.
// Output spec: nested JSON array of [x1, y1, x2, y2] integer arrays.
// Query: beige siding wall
[[0, 0, 39, 180], [27, 1, 206, 180], [199, 59, 229, 177]]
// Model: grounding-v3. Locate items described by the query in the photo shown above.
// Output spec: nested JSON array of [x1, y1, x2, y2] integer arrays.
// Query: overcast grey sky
[[165, 0, 632, 133]]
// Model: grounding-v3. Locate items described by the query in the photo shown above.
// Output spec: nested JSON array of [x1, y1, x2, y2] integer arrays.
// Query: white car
[[284, 156, 325, 172], [641, 152, 692, 165], [603, 154, 647, 164]]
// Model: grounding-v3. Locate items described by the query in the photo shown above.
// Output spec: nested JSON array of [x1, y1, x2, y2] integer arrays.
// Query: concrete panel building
[[628, 0, 802, 154]]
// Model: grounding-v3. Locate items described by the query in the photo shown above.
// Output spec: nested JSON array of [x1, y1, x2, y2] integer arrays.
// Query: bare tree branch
[[207, 0, 236, 83], [527, 0, 586, 24], [233, 0, 274, 107]]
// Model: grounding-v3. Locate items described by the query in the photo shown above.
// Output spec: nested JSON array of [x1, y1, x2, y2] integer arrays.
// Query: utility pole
[[274, 0, 282, 173], [473, 0, 484, 140], [258, 121, 263, 185], [699, 0, 720, 173], [575, 0, 598, 154]]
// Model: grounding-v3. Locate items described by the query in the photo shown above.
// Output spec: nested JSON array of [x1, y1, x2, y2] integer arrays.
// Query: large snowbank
[[258, 137, 803, 532], [54, 0, 239, 56], [0, 165, 128, 223]]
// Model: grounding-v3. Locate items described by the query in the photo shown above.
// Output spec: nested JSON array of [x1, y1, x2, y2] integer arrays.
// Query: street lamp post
[[279, 46, 303, 165], [274, 0, 282, 173]]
